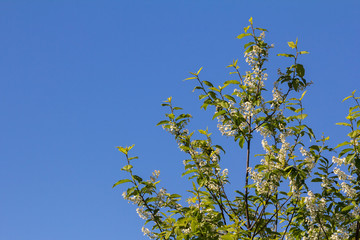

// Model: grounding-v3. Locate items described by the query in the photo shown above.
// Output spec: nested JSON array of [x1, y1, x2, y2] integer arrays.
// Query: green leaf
[[336, 122, 351, 127], [182, 169, 197, 177], [184, 76, 197, 81], [249, 17, 253, 25], [342, 95, 352, 102], [212, 110, 226, 120], [117, 146, 127, 154], [203, 81, 214, 87], [244, 42, 254, 49], [122, 165, 133, 172], [198, 129, 207, 135], [237, 33, 252, 39], [335, 141, 350, 148], [277, 53, 295, 58], [299, 51, 309, 54], [165, 231, 172, 239], [156, 120, 169, 126], [244, 26, 250, 33], [238, 136, 245, 148], [296, 64, 305, 77], [224, 80, 240, 85], [299, 90, 307, 101], [113, 179, 132, 188], [348, 130, 360, 138], [192, 86, 203, 92], [197, 67, 203, 75], [288, 41, 296, 49], [311, 178, 322, 183], [342, 205, 355, 212], [255, 27, 268, 32], [245, 45, 254, 53], [128, 156, 139, 161], [297, 114, 307, 120]]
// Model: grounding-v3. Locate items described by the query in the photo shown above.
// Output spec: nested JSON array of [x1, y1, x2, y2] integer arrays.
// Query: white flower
[[332, 156, 345, 166], [136, 208, 150, 220], [182, 227, 191, 234], [141, 226, 151, 236], [341, 182, 356, 198], [261, 138, 269, 152], [222, 168, 228, 177], [300, 146, 315, 170], [333, 167, 347, 181]]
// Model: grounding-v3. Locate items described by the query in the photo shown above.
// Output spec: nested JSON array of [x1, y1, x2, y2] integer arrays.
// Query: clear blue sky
[[0, 1, 359, 239]]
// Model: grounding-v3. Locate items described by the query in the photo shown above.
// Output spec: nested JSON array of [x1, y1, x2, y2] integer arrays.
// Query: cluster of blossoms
[[331, 156, 357, 198], [210, 148, 220, 162], [304, 191, 326, 220], [303, 191, 328, 239], [156, 188, 167, 207], [216, 102, 239, 136], [122, 192, 143, 205], [289, 176, 301, 198], [248, 167, 278, 195], [332, 156, 345, 166], [162, 121, 179, 134], [329, 229, 350, 240], [136, 207, 151, 220], [321, 175, 331, 189], [340, 182, 356, 198], [256, 125, 272, 138], [150, 170, 160, 182], [242, 101, 255, 118], [141, 226, 156, 239], [272, 87, 283, 106], [299, 146, 315, 170], [217, 115, 237, 136]]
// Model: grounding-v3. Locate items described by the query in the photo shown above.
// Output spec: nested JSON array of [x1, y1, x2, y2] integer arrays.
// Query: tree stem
[[245, 137, 251, 229]]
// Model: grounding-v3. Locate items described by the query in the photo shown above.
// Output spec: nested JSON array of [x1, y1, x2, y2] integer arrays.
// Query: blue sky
[[0, 1, 359, 239]]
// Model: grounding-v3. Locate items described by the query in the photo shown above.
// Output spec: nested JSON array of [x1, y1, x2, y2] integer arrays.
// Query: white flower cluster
[[332, 156, 357, 198], [141, 226, 156, 239], [155, 188, 167, 207], [272, 87, 283, 105], [122, 192, 143, 205], [350, 138, 359, 147], [244, 45, 264, 67], [182, 227, 191, 234], [256, 126, 272, 138], [136, 207, 151, 220], [304, 190, 327, 236], [329, 229, 350, 240], [321, 176, 331, 189], [299, 146, 315, 170], [279, 140, 290, 166], [340, 182, 356, 198], [332, 156, 345, 166], [210, 148, 220, 163], [261, 139, 270, 154], [242, 101, 255, 118], [150, 170, 160, 182], [208, 182, 218, 191], [162, 122, 179, 134], [216, 102, 241, 136], [222, 168, 228, 177], [249, 167, 278, 195], [243, 69, 267, 92], [289, 176, 301, 199], [333, 167, 348, 181]]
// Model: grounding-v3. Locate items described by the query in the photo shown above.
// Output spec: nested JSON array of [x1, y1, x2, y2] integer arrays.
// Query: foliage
[[114, 18, 360, 239]]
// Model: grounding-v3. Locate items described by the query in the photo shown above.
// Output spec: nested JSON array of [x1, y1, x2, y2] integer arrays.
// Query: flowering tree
[[114, 18, 360, 239]]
